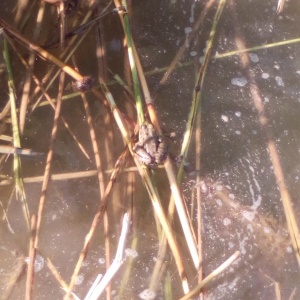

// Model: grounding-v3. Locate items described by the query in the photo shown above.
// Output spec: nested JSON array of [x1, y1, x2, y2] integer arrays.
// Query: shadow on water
[[1, 0, 300, 299]]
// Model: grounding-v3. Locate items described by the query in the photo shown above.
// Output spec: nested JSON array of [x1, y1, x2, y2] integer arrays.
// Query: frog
[[133, 122, 168, 167]]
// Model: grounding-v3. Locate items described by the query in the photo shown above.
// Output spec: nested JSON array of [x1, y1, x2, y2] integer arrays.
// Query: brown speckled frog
[[133, 122, 168, 167]]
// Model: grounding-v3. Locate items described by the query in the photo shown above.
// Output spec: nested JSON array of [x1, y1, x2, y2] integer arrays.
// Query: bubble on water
[[228, 242, 234, 249], [231, 77, 248, 87], [249, 53, 259, 62], [216, 185, 223, 191], [98, 258, 105, 264], [229, 193, 235, 200], [110, 38, 122, 52], [125, 248, 138, 258], [275, 76, 284, 87], [75, 274, 84, 286], [184, 27, 192, 34], [247, 224, 254, 232], [34, 254, 45, 272], [263, 227, 271, 234], [223, 218, 231, 226], [242, 210, 256, 221], [139, 289, 156, 300], [235, 111, 241, 117], [235, 130, 241, 135], [190, 51, 197, 57], [296, 70, 300, 75], [221, 115, 229, 122], [216, 199, 223, 206], [82, 261, 89, 267], [262, 73, 270, 79]]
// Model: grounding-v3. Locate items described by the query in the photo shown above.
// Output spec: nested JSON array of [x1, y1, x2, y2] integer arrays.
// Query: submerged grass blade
[[213, 37, 300, 60], [121, 0, 144, 125], [178, 0, 227, 179], [3, 37, 30, 228]]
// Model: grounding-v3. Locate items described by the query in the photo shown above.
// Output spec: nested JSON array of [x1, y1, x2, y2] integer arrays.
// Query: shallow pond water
[[1, 0, 300, 299]]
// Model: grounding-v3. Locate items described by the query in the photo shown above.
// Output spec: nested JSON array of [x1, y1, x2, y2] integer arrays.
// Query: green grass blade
[[3, 38, 30, 229]]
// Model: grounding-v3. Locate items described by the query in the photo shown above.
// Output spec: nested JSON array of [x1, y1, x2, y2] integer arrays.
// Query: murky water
[[1, 0, 300, 299]]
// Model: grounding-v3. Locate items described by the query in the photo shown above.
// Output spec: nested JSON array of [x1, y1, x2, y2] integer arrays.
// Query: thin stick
[[179, 251, 240, 300], [34, 1, 66, 250], [84, 213, 131, 300], [34, 74, 65, 248], [195, 113, 203, 290], [46, 256, 69, 292]]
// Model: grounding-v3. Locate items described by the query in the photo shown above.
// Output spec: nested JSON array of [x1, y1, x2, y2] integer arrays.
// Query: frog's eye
[[141, 125, 147, 130]]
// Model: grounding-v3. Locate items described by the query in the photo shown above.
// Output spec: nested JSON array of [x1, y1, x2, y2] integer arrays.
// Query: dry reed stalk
[[277, 0, 286, 13], [77, 71, 111, 300], [45, 256, 69, 292], [0, 166, 147, 186], [264, 274, 281, 300], [159, 0, 216, 87], [0, 100, 11, 121], [34, 1, 66, 251], [78, 79, 106, 193], [288, 288, 297, 300], [148, 233, 168, 293], [19, 1, 46, 133], [95, 6, 108, 83], [179, 251, 240, 300], [25, 215, 37, 300], [195, 113, 203, 289], [28, 5, 66, 297], [14, 0, 30, 25], [63, 149, 129, 300], [229, 0, 300, 268]]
